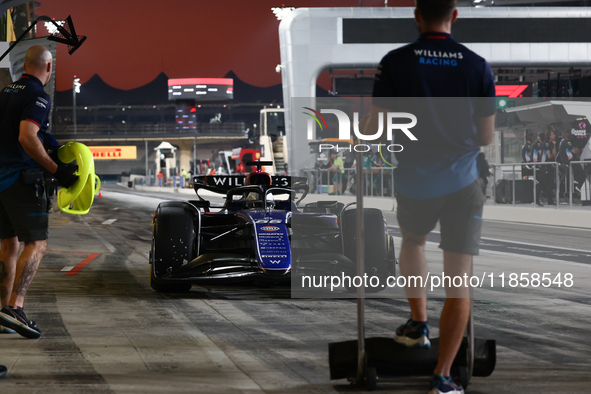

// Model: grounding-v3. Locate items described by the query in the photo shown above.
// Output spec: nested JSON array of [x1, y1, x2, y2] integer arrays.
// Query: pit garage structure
[[278, 7, 591, 173]]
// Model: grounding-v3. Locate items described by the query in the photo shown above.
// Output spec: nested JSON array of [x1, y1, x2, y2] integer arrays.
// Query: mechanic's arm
[[18, 120, 58, 174], [546, 146, 555, 160], [474, 114, 495, 146]]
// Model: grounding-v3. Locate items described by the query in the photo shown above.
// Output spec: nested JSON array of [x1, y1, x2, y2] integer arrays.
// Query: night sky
[[36, 0, 414, 92]]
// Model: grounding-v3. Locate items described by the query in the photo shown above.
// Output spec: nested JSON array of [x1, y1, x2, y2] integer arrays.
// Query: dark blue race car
[[149, 167, 396, 293]]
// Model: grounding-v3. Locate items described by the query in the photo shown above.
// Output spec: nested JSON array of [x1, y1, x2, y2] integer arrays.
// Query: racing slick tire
[[150, 202, 196, 293], [341, 208, 389, 279], [387, 235, 396, 278]]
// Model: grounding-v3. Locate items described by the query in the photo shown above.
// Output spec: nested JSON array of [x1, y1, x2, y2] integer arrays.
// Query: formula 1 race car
[[149, 163, 396, 292]]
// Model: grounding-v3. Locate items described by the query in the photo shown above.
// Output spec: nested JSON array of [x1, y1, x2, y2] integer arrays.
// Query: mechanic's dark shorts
[[396, 178, 486, 255], [0, 175, 48, 242]]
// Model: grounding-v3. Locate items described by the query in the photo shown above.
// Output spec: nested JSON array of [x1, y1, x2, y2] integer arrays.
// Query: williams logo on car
[[261, 226, 280, 231]]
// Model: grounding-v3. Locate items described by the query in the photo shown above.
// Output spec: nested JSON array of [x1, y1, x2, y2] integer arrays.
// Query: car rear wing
[[193, 175, 308, 195]]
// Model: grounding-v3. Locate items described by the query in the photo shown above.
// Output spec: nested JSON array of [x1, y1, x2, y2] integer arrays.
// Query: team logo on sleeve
[[36, 97, 48, 108]]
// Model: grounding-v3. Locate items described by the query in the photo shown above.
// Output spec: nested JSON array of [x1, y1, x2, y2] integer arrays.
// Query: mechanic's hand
[[53, 163, 79, 188], [477, 152, 491, 187], [48, 146, 64, 166]]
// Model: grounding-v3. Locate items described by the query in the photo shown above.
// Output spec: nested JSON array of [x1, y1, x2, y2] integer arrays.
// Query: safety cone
[[98, 191, 102, 198]]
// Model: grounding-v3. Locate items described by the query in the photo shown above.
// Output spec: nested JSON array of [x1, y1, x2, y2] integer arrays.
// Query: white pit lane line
[[388, 225, 591, 254], [391, 235, 591, 270], [102, 219, 117, 225], [80, 217, 117, 253]]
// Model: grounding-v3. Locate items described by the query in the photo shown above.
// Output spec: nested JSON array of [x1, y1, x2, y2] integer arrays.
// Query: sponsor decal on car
[[261, 226, 280, 232]]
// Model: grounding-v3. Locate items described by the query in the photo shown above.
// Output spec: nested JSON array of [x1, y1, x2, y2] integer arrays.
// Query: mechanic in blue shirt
[[362, 1, 495, 393], [531, 132, 555, 205], [0, 45, 77, 340]]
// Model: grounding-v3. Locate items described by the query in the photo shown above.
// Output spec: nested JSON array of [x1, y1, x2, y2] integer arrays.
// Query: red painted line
[[65, 253, 101, 276]]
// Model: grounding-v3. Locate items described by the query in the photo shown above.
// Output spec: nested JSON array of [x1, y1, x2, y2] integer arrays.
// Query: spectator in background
[[545, 129, 558, 161], [531, 132, 555, 205], [371, 152, 384, 195], [181, 168, 190, 187], [363, 150, 374, 171], [559, 130, 585, 192], [343, 158, 356, 195], [328, 151, 344, 195], [371, 150, 381, 168], [545, 129, 559, 200], [521, 132, 534, 177], [362, 151, 374, 195]]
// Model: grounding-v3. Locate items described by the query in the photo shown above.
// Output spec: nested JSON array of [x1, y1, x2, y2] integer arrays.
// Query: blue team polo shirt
[[0, 74, 51, 192], [373, 32, 496, 199]]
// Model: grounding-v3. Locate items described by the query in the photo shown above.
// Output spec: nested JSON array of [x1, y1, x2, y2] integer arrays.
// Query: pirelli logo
[[89, 146, 137, 160]]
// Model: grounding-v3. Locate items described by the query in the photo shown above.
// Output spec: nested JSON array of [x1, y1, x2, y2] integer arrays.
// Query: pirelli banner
[[89, 146, 137, 160]]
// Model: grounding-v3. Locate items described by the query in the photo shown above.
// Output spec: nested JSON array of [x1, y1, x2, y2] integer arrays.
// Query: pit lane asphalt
[[1, 183, 590, 393]]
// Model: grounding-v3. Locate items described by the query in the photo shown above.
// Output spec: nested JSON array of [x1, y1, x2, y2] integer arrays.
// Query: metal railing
[[125, 161, 590, 208], [128, 175, 193, 189], [300, 167, 395, 197], [490, 161, 591, 208], [301, 161, 591, 208]]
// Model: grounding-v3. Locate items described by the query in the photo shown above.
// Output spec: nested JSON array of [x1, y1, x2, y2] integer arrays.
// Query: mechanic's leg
[[434, 251, 472, 377], [8, 240, 47, 308], [0, 237, 19, 307], [399, 227, 429, 321]]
